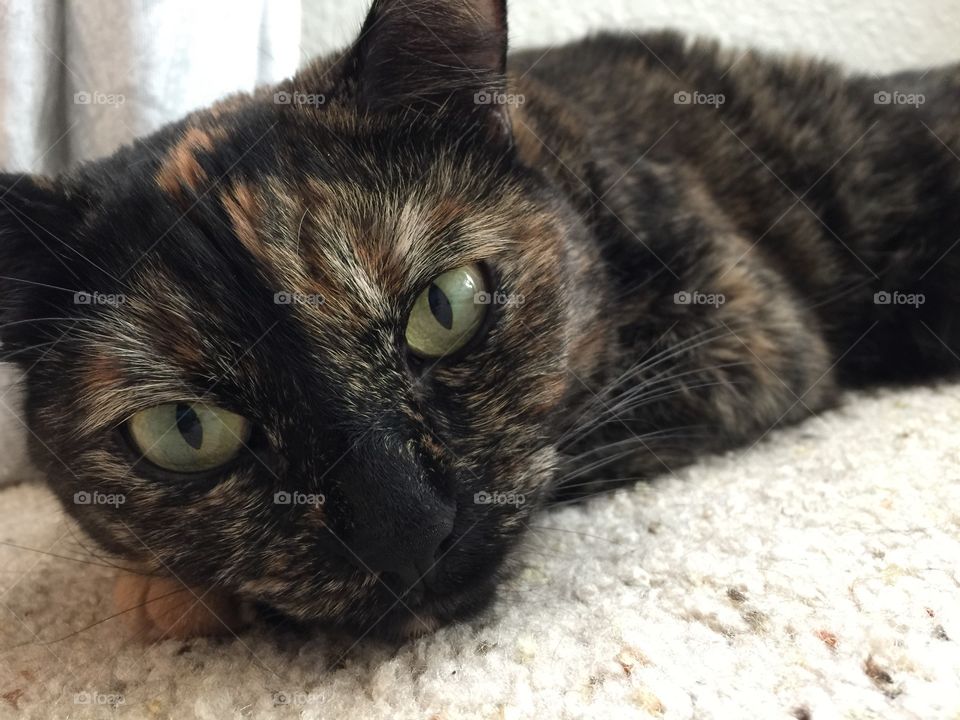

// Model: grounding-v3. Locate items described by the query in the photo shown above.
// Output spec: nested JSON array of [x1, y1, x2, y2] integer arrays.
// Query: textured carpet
[[1, 375, 959, 719]]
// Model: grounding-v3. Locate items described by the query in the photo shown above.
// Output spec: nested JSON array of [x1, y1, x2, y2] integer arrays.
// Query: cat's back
[[508, 30, 858, 145]]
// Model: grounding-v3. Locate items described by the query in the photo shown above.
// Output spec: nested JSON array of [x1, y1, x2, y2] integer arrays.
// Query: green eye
[[405, 264, 489, 358], [127, 402, 252, 473]]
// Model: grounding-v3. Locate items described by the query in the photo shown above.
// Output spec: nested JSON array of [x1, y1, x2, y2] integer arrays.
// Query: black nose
[[348, 510, 455, 593], [336, 432, 456, 595]]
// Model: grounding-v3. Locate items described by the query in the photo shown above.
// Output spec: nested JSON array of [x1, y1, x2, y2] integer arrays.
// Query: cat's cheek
[[113, 571, 251, 643]]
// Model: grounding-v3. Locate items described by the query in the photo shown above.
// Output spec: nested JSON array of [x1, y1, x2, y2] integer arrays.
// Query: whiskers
[[557, 322, 753, 450], [558, 427, 704, 483], [0, 539, 145, 576], [2, 584, 192, 651], [0, 315, 99, 365], [0, 521, 172, 651], [0, 339, 65, 363]]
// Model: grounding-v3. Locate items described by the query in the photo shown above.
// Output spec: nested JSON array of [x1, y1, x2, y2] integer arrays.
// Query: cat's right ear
[[0, 173, 81, 359], [335, 0, 512, 144]]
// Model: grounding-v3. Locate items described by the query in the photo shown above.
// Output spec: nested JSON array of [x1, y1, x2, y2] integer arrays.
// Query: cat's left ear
[[344, 0, 511, 144], [0, 173, 82, 358]]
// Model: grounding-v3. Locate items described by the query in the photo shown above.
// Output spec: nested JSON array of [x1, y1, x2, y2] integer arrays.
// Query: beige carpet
[[1, 375, 959, 719]]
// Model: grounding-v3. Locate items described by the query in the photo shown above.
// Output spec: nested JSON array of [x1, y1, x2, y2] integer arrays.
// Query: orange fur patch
[[221, 181, 260, 255], [83, 354, 123, 397], [156, 127, 225, 199], [113, 571, 245, 642]]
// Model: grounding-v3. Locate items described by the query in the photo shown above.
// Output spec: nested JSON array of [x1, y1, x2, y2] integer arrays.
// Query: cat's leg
[[113, 570, 249, 642]]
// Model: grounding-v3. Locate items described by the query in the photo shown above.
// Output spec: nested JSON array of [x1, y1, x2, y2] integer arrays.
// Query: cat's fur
[[1, 0, 958, 637]]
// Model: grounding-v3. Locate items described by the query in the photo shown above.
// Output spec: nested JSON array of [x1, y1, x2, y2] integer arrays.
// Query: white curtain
[[0, 0, 302, 484], [0, 0, 302, 172]]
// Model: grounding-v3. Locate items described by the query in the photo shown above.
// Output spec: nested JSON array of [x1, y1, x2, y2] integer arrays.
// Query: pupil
[[175, 404, 203, 450], [428, 283, 454, 330]]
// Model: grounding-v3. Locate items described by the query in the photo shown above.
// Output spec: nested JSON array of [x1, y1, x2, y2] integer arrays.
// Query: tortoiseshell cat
[[1, 0, 958, 640]]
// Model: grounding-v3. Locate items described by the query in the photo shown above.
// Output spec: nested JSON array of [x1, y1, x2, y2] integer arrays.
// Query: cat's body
[[1, 0, 958, 638], [508, 33, 960, 498]]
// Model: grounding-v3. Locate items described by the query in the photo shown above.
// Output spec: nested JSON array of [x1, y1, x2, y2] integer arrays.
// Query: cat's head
[[0, 0, 593, 634]]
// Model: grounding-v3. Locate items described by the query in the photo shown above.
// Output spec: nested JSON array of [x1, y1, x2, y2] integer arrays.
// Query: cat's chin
[[378, 579, 500, 640]]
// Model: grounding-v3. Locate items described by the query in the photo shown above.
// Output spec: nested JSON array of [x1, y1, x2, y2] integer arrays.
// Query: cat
[[1, 0, 958, 641]]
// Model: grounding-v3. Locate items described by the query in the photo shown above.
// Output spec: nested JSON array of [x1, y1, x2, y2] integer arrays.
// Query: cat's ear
[[345, 0, 511, 143], [0, 173, 80, 357]]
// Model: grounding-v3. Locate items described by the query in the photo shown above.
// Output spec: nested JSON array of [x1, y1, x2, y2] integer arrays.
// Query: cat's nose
[[335, 431, 457, 593], [347, 509, 455, 593]]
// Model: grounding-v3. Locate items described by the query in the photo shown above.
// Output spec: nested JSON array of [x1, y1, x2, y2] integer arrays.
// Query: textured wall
[[301, 0, 960, 73]]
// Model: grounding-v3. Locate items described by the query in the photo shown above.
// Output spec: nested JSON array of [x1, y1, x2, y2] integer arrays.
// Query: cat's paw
[[113, 571, 249, 642]]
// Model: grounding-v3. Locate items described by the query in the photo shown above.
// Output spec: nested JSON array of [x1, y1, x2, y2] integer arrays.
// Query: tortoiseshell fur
[[1, 0, 958, 635]]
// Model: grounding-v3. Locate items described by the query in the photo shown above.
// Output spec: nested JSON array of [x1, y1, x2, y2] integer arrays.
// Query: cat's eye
[[127, 402, 252, 473], [405, 264, 489, 358]]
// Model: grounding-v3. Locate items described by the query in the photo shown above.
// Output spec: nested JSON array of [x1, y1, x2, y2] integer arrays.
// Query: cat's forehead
[[214, 176, 519, 318], [143, 115, 527, 306]]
